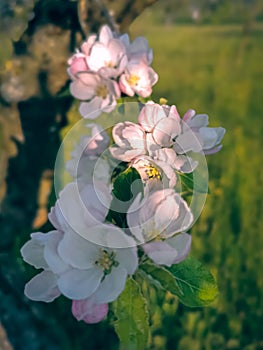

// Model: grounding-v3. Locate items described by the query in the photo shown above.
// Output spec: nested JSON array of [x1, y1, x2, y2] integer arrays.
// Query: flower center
[[144, 228, 162, 242], [96, 85, 108, 99], [127, 74, 140, 86], [95, 249, 119, 275], [105, 61, 114, 68], [131, 159, 162, 185], [145, 165, 161, 180]]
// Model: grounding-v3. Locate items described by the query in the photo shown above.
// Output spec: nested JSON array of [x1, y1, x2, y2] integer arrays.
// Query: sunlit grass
[[129, 21, 263, 349]]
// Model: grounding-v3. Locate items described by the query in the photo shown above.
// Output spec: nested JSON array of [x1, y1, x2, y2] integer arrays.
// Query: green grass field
[[128, 21, 263, 349]]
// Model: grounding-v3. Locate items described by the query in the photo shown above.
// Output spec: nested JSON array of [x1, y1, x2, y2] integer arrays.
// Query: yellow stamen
[[105, 61, 114, 68], [96, 85, 108, 99], [145, 165, 161, 180], [95, 249, 119, 275], [127, 74, 140, 86]]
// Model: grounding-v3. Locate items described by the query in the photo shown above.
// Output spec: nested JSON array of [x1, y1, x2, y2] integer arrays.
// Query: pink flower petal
[[72, 298, 108, 324], [153, 117, 181, 147]]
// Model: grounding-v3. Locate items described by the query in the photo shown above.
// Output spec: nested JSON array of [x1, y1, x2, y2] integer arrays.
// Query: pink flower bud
[[72, 299, 109, 324], [68, 56, 89, 77]]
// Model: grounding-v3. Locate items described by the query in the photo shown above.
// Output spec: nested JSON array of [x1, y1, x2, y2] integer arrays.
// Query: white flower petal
[[89, 44, 110, 70], [167, 233, 192, 264], [81, 224, 137, 249], [25, 271, 60, 302], [56, 182, 110, 237], [153, 117, 181, 147], [48, 206, 62, 230], [79, 97, 103, 119], [57, 267, 103, 300], [175, 130, 203, 154], [188, 114, 209, 128], [58, 230, 98, 269], [154, 194, 180, 235], [115, 246, 138, 275], [110, 147, 145, 162], [21, 235, 48, 269], [99, 25, 113, 45], [143, 241, 178, 266], [199, 127, 226, 150], [44, 231, 68, 274], [93, 266, 127, 304], [138, 102, 166, 132], [119, 74, 135, 96], [70, 78, 95, 100]]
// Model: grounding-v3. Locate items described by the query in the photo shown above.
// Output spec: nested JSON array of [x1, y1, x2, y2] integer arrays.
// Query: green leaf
[[169, 257, 218, 307], [141, 257, 218, 307], [179, 171, 208, 194], [140, 261, 182, 295], [113, 278, 149, 350], [113, 166, 143, 202], [106, 167, 143, 227]]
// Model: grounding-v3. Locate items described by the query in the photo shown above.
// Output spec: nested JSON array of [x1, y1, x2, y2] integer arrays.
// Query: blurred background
[[0, 0, 263, 349]]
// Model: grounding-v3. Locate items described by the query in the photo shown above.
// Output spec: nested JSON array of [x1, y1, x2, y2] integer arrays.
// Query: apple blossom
[[110, 106, 198, 187], [110, 121, 147, 162], [138, 101, 181, 133], [70, 72, 120, 119], [56, 227, 138, 300], [127, 188, 193, 244], [21, 225, 138, 306], [182, 109, 226, 154], [87, 26, 127, 79], [119, 34, 153, 65], [119, 60, 158, 98]]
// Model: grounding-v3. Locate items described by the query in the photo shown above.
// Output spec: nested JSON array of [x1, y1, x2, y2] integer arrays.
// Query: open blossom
[[138, 102, 197, 151], [138, 102, 225, 155], [182, 109, 226, 154], [119, 60, 158, 98], [110, 121, 147, 161], [87, 25, 127, 79], [70, 72, 120, 119], [21, 226, 138, 316], [67, 25, 158, 119], [119, 35, 153, 64], [21, 179, 138, 323], [127, 188, 193, 265], [127, 188, 193, 243], [110, 104, 198, 187], [118, 34, 158, 97]]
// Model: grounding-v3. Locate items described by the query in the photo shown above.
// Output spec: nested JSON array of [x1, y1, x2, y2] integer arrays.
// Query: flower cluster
[[110, 102, 225, 187], [21, 24, 225, 328], [68, 25, 158, 119]]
